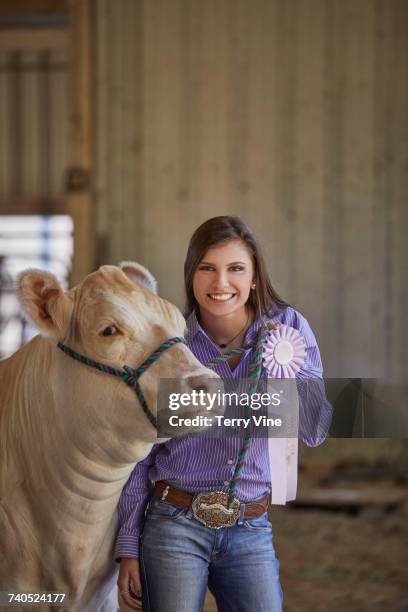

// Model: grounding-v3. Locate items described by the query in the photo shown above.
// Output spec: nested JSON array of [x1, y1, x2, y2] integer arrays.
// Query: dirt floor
[[204, 470, 408, 612]]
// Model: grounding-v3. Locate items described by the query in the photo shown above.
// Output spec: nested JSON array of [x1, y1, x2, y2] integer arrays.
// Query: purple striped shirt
[[114, 306, 331, 560]]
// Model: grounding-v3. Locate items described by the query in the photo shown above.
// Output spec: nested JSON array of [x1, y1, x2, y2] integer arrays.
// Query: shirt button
[[223, 480, 230, 486], [227, 459, 233, 464]]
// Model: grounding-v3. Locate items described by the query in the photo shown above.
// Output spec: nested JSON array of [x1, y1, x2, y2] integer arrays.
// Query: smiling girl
[[115, 216, 330, 612]]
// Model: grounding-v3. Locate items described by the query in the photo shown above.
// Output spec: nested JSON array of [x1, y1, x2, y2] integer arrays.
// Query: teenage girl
[[115, 216, 330, 612]]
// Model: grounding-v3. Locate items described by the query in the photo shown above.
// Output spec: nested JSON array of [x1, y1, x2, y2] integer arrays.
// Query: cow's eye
[[101, 325, 117, 337]]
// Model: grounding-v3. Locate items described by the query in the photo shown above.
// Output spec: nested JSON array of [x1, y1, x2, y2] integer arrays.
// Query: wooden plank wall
[[0, 48, 66, 199], [94, 0, 408, 379]]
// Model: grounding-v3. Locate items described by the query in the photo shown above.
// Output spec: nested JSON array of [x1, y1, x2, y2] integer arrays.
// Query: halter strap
[[204, 326, 270, 507], [57, 337, 186, 429]]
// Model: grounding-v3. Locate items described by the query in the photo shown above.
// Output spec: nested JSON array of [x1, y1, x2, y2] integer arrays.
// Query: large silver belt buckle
[[192, 491, 240, 529]]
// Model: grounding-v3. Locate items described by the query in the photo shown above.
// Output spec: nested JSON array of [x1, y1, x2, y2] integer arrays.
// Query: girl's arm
[[114, 443, 163, 561], [292, 312, 333, 446]]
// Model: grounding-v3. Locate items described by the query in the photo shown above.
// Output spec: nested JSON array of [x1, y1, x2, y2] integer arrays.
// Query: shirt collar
[[185, 309, 266, 346]]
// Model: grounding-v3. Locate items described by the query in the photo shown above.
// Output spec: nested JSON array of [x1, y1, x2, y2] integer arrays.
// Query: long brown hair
[[184, 216, 289, 318]]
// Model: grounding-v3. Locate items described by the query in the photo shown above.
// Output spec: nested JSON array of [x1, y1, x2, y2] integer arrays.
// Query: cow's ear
[[17, 270, 73, 339], [119, 261, 158, 294]]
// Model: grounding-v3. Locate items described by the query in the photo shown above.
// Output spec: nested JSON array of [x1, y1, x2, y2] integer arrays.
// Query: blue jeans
[[140, 496, 283, 612]]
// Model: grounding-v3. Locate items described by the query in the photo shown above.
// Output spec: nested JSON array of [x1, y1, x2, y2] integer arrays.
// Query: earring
[[251, 283, 256, 290]]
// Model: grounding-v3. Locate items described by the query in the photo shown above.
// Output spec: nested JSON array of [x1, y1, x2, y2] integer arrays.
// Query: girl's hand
[[118, 558, 143, 611], [266, 322, 281, 331]]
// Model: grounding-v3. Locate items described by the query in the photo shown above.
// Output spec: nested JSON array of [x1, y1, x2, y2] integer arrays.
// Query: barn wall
[[94, 0, 408, 379], [0, 48, 66, 198]]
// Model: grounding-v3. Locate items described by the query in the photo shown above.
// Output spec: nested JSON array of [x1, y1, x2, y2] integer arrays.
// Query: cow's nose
[[185, 374, 212, 395]]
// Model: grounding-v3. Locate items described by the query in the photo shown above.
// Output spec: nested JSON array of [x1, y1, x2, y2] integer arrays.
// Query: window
[[0, 215, 73, 358]]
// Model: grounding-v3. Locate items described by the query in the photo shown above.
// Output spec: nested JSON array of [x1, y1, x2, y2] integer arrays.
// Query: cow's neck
[[3, 335, 155, 523]]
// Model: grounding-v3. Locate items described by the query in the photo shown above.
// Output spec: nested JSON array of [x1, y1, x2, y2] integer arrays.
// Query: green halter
[[57, 337, 186, 429], [205, 325, 270, 507]]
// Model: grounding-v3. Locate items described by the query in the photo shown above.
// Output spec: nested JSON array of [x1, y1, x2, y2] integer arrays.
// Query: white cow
[[0, 262, 218, 611]]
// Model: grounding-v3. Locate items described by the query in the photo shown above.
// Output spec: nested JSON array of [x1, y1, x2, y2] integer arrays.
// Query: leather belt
[[152, 481, 269, 529]]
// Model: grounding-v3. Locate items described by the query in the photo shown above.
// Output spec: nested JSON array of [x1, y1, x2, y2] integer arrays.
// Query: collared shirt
[[114, 306, 332, 560]]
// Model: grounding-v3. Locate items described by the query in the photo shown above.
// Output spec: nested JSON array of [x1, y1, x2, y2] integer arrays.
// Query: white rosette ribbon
[[262, 324, 306, 378]]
